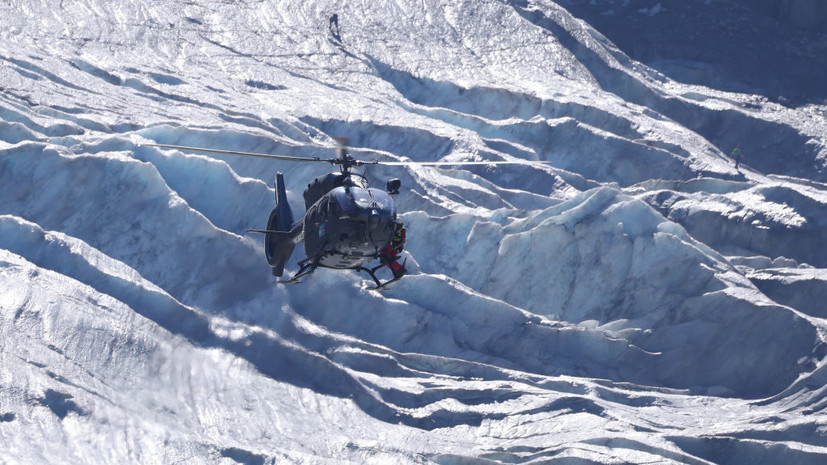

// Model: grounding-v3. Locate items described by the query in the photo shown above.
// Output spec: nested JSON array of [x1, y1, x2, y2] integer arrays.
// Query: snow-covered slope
[[2, 0, 827, 463]]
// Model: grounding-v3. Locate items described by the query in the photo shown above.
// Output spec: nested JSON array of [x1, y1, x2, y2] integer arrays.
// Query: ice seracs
[[1, 0, 826, 463]]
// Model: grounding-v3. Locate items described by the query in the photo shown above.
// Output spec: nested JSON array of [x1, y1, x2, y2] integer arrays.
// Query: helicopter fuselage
[[303, 176, 397, 269], [258, 168, 402, 287]]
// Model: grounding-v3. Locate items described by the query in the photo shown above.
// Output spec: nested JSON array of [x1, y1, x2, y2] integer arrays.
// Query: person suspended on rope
[[380, 222, 407, 279]]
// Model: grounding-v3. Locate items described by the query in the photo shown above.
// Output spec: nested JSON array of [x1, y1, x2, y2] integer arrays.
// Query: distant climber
[[731, 145, 743, 169], [329, 14, 342, 44], [380, 222, 407, 280]]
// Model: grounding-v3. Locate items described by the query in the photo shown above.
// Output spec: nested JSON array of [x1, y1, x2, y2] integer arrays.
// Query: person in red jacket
[[380, 222, 407, 279]]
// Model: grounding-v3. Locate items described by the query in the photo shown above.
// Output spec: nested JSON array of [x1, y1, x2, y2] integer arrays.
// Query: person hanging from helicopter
[[380, 222, 407, 279]]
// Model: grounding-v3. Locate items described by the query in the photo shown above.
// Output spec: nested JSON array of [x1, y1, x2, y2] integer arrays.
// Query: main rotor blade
[[371, 159, 553, 166], [144, 143, 552, 167], [144, 143, 329, 163]]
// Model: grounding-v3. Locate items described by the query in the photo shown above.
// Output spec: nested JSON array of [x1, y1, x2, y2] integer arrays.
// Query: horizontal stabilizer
[[248, 229, 289, 235]]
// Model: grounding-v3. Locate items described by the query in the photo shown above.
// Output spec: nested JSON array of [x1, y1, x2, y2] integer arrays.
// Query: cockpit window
[[350, 187, 373, 209], [330, 187, 358, 215], [368, 188, 394, 212], [330, 186, 396, 217]]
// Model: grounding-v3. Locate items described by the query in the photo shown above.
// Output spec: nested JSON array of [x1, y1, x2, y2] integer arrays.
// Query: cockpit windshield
[[350, 187, 373, 209], [331, 186, 396, 218], [367, 188, 393, 211]]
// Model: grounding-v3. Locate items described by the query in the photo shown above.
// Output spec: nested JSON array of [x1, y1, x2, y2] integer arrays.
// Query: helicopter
[[147, 138, 551, 289]]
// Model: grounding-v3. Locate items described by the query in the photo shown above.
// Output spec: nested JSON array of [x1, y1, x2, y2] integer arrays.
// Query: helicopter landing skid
[[277, 256, 404, 289], [278, 260, 316, 285], [356, 261, 405, 290]]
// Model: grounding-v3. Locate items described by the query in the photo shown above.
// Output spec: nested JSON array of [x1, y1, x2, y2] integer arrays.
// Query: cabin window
[[328, 197, 339, 217]]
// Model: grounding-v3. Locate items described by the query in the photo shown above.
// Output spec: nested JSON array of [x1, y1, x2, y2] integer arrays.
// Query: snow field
[[2, 0, 827, 463]]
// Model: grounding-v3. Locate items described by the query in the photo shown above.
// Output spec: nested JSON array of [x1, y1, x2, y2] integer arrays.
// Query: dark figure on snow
[[731, 145, 742, 169], [380, 222, 407, 279], [329, 14, 341, 44]]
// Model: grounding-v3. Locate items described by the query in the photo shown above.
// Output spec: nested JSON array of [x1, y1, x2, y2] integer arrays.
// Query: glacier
[[2, 0, 827, 463]]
